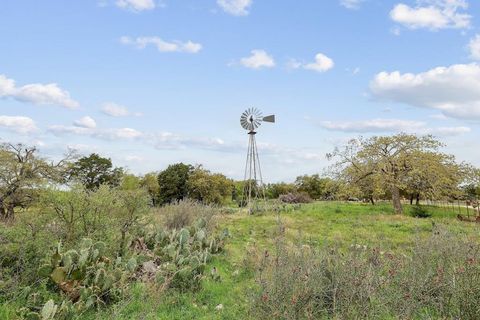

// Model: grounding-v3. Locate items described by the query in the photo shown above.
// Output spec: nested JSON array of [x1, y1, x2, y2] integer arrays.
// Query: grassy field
[[71, 201, 479, 320]]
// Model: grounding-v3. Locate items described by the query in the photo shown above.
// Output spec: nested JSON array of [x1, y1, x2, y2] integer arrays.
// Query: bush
[[278, 192, 312, 204], [157, 199, 218, 231], [250, 225, 480, 319], [409, 205, 432, 218]]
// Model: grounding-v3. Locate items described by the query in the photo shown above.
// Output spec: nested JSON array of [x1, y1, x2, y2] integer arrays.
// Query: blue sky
[[1, 0, 479, 181]]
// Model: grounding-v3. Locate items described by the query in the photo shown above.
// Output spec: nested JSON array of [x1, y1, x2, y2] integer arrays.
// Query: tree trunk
[[370, 197, 375, 205], [119, 229, 127, 257], [0, 205, 6, 221], [415, 193, 420, 206], [410, 194, 414, 205], [0, 204, 15, 222], [391, 186, 403, 214]]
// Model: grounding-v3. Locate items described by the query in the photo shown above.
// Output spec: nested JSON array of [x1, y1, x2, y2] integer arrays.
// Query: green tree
[[140, 172, 160, 206], [157, 163, 193, 205], [0, 143, 70, 221], [69, 153, 123, 190], [265, 182, 296, 199], [119, 173, 141, 191], [328, 134, 444, 214], [295, 174, 335, 200], [403, 151, 464, 204], [340, 163, 385, 204], [187, 166, 233, 205]]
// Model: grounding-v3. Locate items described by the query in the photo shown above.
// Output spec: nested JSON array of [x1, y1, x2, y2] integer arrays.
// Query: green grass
[[10, 201, 480, 319], [86, 202, 480, 319]]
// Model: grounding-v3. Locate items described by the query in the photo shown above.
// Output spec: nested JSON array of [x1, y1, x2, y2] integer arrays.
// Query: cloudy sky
[[1, 0, 480, 181]]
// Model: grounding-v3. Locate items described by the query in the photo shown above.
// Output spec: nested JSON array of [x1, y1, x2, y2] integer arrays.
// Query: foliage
[[187, 166, 233, 205], [40, 185, 118, 244], [157, 163, 193, 205], [265, 183, 296, 199], [10, 199, 226, 319], [403, 151, 464, 203], [158, 199, 218, 231], [0, 143, 70, 221], [68, 154, 123, 190], [278, 192, 312, 204], [119, 174, 141, 191], [22, 238, 137, 319], [408, 205, 432, 218], [294, 175, 337, 200], [251, 225, 480, 320], [138, 218, 229, 291], [328, 134, 455, 214], [140, 172, 160, 206]]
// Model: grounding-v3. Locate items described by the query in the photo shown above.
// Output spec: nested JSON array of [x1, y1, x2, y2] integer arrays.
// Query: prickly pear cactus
[[36, 238, 137, 315]]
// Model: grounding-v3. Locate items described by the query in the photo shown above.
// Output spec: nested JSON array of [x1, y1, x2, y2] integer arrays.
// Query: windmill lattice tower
[[240, 108, 275, 210]]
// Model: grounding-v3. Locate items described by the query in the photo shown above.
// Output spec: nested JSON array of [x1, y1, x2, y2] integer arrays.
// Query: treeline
[[1, 133, 479, 221]]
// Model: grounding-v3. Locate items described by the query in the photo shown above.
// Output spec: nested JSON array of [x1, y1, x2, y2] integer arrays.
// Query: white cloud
[[74, 116, 97, 129], [240, 50, 275, 69], [304, 53, 335, 73], [319, 118, 470, 136], [0, 115, 37, 134], [429, 113, 448, 120], [120, 36, 202, 53], [217, 0, 252, 16], [390, 0, 471, 30], [370, 63, 480, 120], [430, 126, 471, 135], [49, 125, 143, 140], [320, 118, 426, 132], [116, 0, 156, 11], [340, 0, 364, 10], [153, 132, 233, 151], [289, 53, 334, 73], [101, 102, 142, 117], [124, 155, 144, 162], [468, 34, 480, 60], [0, 75, 79, 109], [99, 128, 143, 140]]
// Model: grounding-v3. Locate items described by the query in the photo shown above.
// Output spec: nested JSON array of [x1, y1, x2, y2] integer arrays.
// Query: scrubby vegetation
[[1, 137, 480, 319], [251, 223, 480, 319]]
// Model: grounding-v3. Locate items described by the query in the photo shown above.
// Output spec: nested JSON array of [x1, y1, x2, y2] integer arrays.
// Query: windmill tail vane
[[240, 108, 275, 212]]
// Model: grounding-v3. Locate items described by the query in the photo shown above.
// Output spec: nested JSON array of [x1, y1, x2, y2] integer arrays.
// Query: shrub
[[23, 238, 137, 319], [157, 199, 218, 231], [278, 192, 312, 204], [251, 225, 480, 320], [409, 205, 431, 218]]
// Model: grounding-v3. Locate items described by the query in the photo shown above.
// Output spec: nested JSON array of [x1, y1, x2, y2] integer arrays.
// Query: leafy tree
[[140, 172, 160, 206], [41, 184, 117, 243], [232, 180, 245, 205], [157, 163, 193, 205], [265, 182, 296, 199], [187, 166, 233, 205], [115, 189, 150, 256], [340, 163, 385, 204], [463, 167, 480, 200], [328, 134, 444, 214], [119, 173, 141, 191], [69, 153, 123, 190], [403, 152, 464, 204], [0, 143, 70, 221], [295, 174, 336, 200]]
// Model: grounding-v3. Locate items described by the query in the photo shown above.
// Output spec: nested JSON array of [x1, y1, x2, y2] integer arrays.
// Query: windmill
[[240, 108, 275, 211]]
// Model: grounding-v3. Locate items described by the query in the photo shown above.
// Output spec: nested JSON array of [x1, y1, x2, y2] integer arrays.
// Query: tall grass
[[250, 222, 480, 319]]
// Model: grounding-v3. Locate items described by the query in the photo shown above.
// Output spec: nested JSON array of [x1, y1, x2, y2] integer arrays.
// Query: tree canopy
[[157, 163, 193, 205], [68, 153, 123, 190], [328, 134, 464, 214], [187, 166, 233, 205], [0, 143, 70, 221]]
